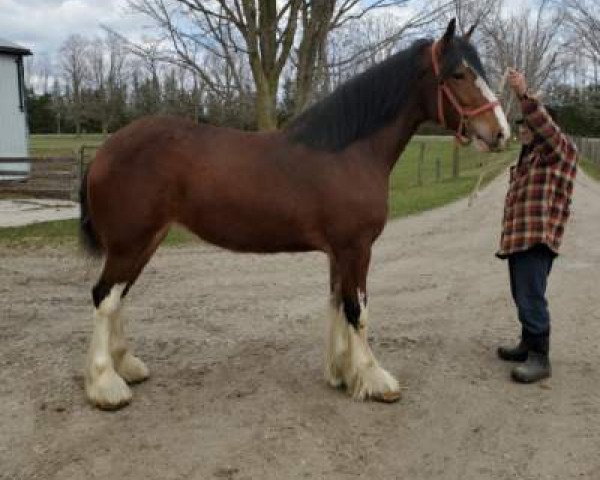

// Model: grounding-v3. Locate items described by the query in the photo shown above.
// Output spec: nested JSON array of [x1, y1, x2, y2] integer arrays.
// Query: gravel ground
[[1, 170, 599, 480]]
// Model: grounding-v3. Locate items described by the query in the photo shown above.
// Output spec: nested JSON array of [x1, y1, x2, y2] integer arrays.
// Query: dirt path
[[0, 199, 79, 227], [2, 170, 599, 480]]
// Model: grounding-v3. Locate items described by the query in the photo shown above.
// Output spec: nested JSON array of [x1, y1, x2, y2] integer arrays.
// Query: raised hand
[[507, 68, 528, 97]]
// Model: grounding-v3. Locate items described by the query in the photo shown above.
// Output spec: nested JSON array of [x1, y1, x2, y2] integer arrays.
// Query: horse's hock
[[0, 156, 80, 200]]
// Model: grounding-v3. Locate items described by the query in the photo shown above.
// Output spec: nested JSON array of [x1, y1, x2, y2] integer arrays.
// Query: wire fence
[[394, 139, 516, 190]]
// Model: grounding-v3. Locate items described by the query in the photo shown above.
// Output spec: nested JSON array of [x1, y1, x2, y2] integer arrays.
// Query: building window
[[16, 57, 25, 112]]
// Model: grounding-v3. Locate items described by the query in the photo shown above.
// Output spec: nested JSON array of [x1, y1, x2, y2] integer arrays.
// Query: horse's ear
[[465, 23, 477, 40], [441, 18, 456, 46]]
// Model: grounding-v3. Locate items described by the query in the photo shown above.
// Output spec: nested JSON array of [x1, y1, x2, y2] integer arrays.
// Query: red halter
[[431, 41, 499, 145]]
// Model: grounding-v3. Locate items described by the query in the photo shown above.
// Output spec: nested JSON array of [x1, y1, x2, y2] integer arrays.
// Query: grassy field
[[580, 157, 600, 181], [29, 134, 107, 157], [388, 137, 516, 217], [0, 219, 196, 249], [0, 135, 517, 248]]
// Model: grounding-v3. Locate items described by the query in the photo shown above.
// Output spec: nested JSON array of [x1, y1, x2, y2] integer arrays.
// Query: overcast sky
[[0, 0, 145, 56], [1, 0, 537, 59]]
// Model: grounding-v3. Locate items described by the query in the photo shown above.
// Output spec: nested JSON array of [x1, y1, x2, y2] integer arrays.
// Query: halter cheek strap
[[431, 41, 499, 145]]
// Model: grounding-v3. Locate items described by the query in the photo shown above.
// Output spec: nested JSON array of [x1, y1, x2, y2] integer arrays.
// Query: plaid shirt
[[497, 94, 578, 259]]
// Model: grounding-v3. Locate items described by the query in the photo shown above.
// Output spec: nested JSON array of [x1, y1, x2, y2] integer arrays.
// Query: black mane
[[285, 39, 432, 152], [285, 36, 488, 152]]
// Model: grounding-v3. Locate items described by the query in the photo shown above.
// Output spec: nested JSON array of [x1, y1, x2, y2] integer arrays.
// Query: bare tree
[[125, 0, 302, 130], [292, 1, 335, 114], [25, 54, 54, 95], [563, 0, 600, 61], [292, 1, 424, 113], [324, 1, 451, 90], [60, 34, 90, 135], [563, 0, 600, 94], [481, 0, 566, 120], [445, 0, 501, 35], [123, 0, 444, 129], [87, 33, 129, 133], [327, 12, 406, 87]]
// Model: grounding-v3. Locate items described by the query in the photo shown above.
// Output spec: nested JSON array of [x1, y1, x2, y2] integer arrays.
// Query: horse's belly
[[179, 203, 323, 254]]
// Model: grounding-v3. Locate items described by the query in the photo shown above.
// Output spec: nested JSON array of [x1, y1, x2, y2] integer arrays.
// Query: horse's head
[[425, 19, 510, 151]]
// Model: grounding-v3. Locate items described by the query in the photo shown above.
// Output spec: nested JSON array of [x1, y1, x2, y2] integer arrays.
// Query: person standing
[[496, 68, 578, 383]]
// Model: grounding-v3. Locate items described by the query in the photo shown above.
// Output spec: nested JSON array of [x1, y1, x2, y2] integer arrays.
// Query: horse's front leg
[[327, 245, 401, 402]]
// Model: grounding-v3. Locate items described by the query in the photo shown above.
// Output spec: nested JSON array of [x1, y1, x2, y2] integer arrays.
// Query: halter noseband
[[431, 41, 499, 145]]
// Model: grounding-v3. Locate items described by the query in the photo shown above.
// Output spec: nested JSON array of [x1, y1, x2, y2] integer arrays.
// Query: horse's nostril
[[496, 132, 504, 141]]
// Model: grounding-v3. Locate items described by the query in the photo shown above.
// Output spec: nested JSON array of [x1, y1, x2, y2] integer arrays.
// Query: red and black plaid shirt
[[497, 94, 578, 259]]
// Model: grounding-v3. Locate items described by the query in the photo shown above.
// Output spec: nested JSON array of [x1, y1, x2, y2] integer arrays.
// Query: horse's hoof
[[348, 362, 400, 403], [86, 370, 132, 410], [96, 399, 131, 411], [116, 353, 150, 384], [374, 390, 402, 403]]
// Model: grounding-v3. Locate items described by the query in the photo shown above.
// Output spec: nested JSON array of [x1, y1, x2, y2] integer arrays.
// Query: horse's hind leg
[[86, 275, 132, 409], [328, 244, 400, 402], [325, 255, 346, 388], [85, 230, 166, 409]]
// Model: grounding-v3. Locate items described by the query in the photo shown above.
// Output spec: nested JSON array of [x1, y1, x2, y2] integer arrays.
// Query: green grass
[[388, 138, 517, 217], [1, 136, 517, 249], [580, 157, 600, 181], [29, 134, 106, 157], [0, 220, 197, 250]]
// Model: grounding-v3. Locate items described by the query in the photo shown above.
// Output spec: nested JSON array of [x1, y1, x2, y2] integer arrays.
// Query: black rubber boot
[[497, 340, 528, 362], [511, 334, 551, 383]]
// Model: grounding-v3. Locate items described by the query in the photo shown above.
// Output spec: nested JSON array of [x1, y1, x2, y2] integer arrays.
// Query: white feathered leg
[[85, 284, 132, 409], [325, 298, 348, 388], [110, 307, 149, 384], [346, 296, 400, 401], [327, 292, 400, 402]]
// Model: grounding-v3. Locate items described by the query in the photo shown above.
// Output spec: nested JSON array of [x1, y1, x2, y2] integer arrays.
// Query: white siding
[[0, 54, 28, 157]]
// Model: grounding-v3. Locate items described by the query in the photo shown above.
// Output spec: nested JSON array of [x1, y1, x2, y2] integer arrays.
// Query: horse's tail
[[79, 168, 103, 257]]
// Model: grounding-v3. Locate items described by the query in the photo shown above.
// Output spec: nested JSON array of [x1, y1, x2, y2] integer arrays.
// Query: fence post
[[79, 146, 85, 185], [452, 143, 459, 178], [417, 142, 425, 186]]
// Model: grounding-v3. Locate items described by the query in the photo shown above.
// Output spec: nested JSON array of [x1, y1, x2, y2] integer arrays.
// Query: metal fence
[[0, 145, 101, 201], [0, 157, 78, 200], [572, 137, 600, 164]]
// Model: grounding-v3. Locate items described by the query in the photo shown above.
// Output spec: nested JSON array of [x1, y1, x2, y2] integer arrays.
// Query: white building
[[0, 38, 32, 178]]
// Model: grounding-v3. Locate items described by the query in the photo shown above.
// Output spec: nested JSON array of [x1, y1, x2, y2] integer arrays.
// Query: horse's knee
[[342, 296, 361, 330], [93, 281, 127, 317], [343, 295, 367, 331]]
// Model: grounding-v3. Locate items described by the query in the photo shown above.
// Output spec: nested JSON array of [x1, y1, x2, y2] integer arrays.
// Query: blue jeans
[[508, 244, 555, 340]]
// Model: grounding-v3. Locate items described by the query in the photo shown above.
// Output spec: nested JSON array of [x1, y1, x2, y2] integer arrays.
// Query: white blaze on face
[[473, 74, 511, 142]]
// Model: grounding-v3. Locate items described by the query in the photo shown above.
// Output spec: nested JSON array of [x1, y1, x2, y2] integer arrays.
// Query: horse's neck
[[360, 103, 427, 174]]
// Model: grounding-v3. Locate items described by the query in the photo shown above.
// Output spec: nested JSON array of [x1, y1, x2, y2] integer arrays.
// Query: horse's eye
[[452, 72, 465, 80]]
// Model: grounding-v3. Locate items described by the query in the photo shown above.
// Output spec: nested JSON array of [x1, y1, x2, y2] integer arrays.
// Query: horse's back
[[86, 117, 325, 252]]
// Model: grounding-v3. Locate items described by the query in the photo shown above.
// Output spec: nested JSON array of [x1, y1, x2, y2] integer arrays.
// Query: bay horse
[[80, 19, 510, 409]]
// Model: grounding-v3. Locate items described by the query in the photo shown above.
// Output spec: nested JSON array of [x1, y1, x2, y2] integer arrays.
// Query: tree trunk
[[255, 78, 278, 130], [294, 1, 335, 115]]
